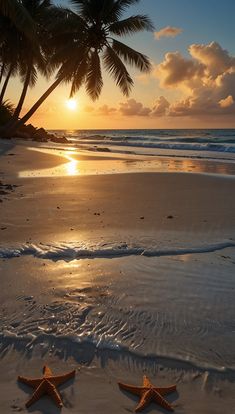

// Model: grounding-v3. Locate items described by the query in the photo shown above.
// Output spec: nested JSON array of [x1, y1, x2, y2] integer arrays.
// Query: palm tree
[[0, 63, 6, 84], [0, 1, 63, 129], [9, 0, 59, 122], [0, 14, 22, 105], [0, 64, 14, 104], [0, 0, 36, 40], [12, 0, 154, 131]]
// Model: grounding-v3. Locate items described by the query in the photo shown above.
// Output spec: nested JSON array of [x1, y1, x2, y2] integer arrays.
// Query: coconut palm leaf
[[108, 14, 154, 36], [69, 53, 90, 97], [105, 0, 141, 22], [71, 0, 140, 23], [103, 45, 133, 96], [111, 38, 151, 72], [0, 0, 36, 40], [6, 0, 154, 131], [85, 50, 103, 100], [0, 100, 14, 125]]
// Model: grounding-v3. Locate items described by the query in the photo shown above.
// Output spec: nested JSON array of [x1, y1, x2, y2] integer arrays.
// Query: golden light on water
[[66, 158, 79, 175], [66, 99, 77, 111], [65, 152, 79, 176]]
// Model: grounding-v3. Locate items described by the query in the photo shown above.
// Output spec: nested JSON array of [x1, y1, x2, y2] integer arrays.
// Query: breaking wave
[[1, 240, 235, 261]]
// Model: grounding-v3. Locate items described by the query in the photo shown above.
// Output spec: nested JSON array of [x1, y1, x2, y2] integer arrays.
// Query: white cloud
[[154, 26, 183, 40], [153, 41, 235, 116]]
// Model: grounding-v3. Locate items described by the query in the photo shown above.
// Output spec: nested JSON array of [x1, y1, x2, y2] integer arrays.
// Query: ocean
[[52, 128, 235, 160]]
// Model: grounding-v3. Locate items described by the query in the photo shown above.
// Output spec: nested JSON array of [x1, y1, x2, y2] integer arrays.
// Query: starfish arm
[[25, 380, 48, 408], [153, 390, 174, 412], [46, 380, 63, 408], [18, 376, 42, 388], [135, 390, 153, 412], [118, 382, 143, 396], [43, 365, 53, 377], [143, 375, 152, 387], [155, 384, 177, 396], [50, 370, 76, 386]]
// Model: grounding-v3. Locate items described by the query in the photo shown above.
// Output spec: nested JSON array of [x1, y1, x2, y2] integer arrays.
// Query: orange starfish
[[118, 375, 176, 412], [18, 365, 75, 408]]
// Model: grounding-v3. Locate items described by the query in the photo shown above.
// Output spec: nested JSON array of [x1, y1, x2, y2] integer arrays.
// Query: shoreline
[[1, 139, 235, 179], [1, 138, 235, 413]]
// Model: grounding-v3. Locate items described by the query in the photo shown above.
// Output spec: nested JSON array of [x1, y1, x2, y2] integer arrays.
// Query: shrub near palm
[[0, 101, 14, 126]]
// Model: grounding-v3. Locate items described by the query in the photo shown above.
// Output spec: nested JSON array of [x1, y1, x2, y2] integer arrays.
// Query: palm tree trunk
[[13, 66, 31, 120], [16, 75, 63, 128], [0, 64, 13, 104], [1, 74, 64, 137], [0, 63, 6, 85]]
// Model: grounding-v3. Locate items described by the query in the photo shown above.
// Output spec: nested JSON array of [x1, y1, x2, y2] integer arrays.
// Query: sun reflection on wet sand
[[18, 145, 235, 178], [65, 152, 79, 176]]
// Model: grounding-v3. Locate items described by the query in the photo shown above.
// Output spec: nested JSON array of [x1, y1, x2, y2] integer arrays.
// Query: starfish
[[18, 365, 75, 409], [118, 375, 176, 412]]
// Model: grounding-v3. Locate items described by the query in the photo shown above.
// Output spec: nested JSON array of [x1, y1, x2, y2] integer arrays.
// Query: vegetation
[[0, 100, 14, 125], [0, 0, 154, 137]]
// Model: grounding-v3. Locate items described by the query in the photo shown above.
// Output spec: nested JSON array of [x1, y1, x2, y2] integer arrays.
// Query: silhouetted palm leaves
[[0, 0, 154, 131]]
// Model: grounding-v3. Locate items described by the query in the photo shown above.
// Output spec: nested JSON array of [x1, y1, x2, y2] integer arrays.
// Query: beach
[[1, 138, 235, 413]]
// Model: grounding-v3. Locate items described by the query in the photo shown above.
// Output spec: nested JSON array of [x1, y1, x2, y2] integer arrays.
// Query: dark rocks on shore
[[0, 180, 18, 202], [9, 123, 70, 144]]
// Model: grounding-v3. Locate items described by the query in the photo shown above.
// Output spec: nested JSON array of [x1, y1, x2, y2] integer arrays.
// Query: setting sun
[[66, 99, 77, 111]]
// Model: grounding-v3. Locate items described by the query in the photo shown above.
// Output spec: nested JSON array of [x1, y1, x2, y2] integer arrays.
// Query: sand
[[0, 140, 235, 413]]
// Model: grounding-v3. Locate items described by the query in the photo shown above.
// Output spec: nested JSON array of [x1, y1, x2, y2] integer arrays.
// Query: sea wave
[[0, 240, 235, 261], [74, 138, 235, 154], [1, 330, 234, 378]]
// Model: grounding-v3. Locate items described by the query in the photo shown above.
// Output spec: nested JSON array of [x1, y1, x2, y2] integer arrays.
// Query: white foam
[[0, 240, 235, 261]]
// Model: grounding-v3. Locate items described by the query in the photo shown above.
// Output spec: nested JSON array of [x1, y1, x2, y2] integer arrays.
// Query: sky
[[6, 0, 235, 129]]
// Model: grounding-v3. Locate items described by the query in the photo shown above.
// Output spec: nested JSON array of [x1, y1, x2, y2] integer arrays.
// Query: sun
[[66, 98, 77, 111]]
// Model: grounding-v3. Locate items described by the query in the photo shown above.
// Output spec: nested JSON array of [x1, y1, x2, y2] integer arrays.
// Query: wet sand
[[0, 140, 235, 413]]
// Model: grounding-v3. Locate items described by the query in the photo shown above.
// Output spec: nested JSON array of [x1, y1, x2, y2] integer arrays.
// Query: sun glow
[[66, 99, 77, 111]]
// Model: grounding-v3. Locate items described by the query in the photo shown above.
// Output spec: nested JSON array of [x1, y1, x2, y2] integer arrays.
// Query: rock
[[49, 135, 69, 143], [33, 132, 47, 142], [95, 147, 111, 152]]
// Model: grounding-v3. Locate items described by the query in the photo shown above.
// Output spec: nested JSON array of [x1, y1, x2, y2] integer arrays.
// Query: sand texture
[[0, 140, 235, 413]]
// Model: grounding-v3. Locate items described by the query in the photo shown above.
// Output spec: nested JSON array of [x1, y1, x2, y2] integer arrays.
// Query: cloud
[[154, 26, 183, 40], [156, 51, 204, 87], [219, 95, 234, 108], [83, 42, 235, 120], [189, 42, 235, 78], [84, 104, 116, 116], [154, 41, 235, 117], [152, 96, 170, 116], [97, 105, 117, 116], [119, 99, 151, 116], [84, 106, 94, 112]]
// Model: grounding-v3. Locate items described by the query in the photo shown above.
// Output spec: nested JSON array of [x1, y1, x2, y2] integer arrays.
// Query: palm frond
[[105, 0, 141, 22], [0, 100, 14, 125], [85, 50, 103, 100], [29, 65, 38, 87], [70, 53, 89, 97], [70, 0, 96, 21], [103, 45, 133, 96], [108, 15, 154, 36], [0, 0, 36, 41], [111, 39, 151, 72], [71, 0, 140, 23]]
